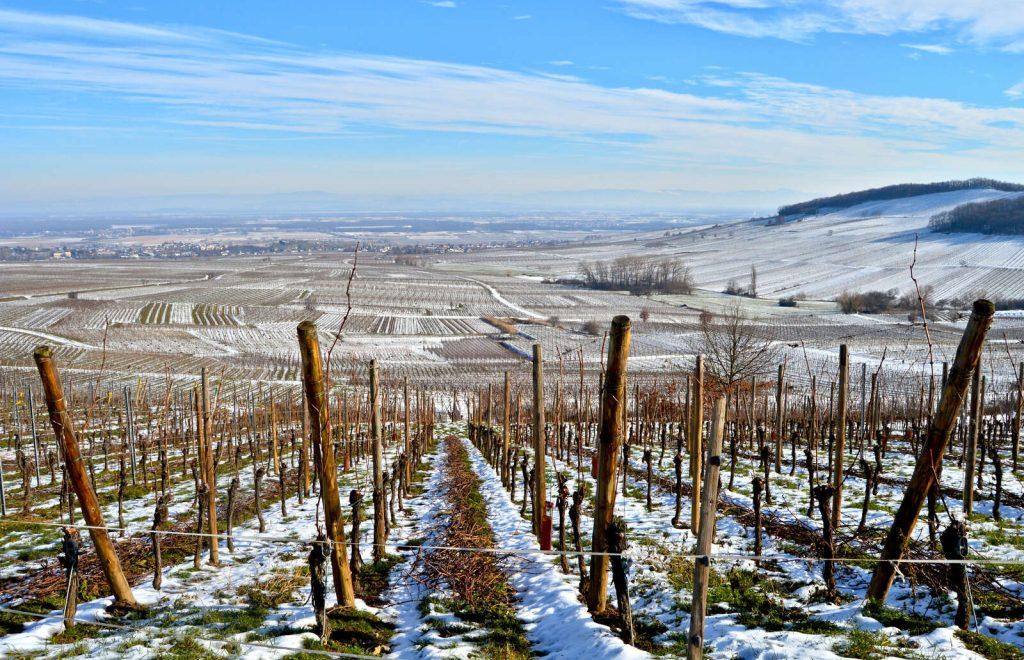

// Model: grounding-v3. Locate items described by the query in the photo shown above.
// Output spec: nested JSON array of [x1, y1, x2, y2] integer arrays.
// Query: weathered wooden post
[[201, 367, 219, 565], [297, 321, 356, 608], [34, 346, 138, 609], [832, 345, 848, 530], [1014, 361, 1023, 471], [963, 365, 981, 518], [690, 355, 704, 534], [403, 376, 411, 487], [587, 315, 631, 613], [503, 370, 511, 486], [370, 358, 387, 563], [866, 300, 994, 603], [27, 386, 41, 487], [0, 448, 6, 516], [532, 343, 546, 538], [687, 396, 726, 660], [774, 363, 785, 473]]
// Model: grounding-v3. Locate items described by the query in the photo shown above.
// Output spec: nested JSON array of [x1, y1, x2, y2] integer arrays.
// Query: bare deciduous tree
[[698, 302, 780, 392]]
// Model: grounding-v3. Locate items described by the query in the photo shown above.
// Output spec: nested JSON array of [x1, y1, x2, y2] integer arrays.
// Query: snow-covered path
[[462, 436, 647, 659], [456, 276, 545, 320]]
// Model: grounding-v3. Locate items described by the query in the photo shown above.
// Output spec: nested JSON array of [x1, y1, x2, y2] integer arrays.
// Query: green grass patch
[[863, 603, 938, 636], [956, 629, 1024, 659], [833, 629, 920, 659], [357, 554, 402, 606], [163, 635, 220, 659], [790, 619, 845, 635]]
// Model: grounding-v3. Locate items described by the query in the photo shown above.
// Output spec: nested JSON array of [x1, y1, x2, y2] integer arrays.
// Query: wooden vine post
[[33, 346, 139, 609], [403, 376, 411, 484], [297, 321, 356, 608], [866, 299, 994, 603], [370, 359, 387, 562], [200, 367, 219, 565], [831, 344, 848, 530], [1013, 362, 1022, 471], [690, 355, 704, 534], [503, 370, 511, 486], [532, 343, 546, 538], [963, 365, 982, 518], [687, 396, 726, 660], [774, 362, 785, 473], [587, 315, 631, 612]]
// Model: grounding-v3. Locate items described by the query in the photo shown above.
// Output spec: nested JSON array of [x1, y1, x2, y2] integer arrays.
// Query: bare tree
[[698, 302, 780, 392]]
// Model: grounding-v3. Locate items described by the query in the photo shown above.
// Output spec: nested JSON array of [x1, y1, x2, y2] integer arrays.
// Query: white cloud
[[2, 8, 1024, 194], [549, 60, 574, 66], [429, 1, 457, 8], [618, 0, 1024, 48], [513, 15, 532, 20], [901, 43, 953, 55]]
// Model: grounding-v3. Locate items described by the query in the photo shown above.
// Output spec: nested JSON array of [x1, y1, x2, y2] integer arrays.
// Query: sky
[[2, 1, 1024, 213]]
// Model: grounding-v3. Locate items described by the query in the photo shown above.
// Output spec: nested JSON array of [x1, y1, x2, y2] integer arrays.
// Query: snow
[[462, 435, 648, 659]]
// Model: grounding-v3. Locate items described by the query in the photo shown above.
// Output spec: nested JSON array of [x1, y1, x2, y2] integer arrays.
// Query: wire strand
[[1, 517, 1021, 564], [0, 605, 378, 659]]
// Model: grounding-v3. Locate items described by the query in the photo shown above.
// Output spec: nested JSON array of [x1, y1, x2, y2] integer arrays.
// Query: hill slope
[[777, 179, 1024, 218], [930, 194, 1024, 235]]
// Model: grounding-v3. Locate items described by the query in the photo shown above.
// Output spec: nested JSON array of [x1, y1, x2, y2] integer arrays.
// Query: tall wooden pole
[[690, 355, 704, 534], [296, 321, 355, 607], [34, 346, 138, 609], [370, 359, 386, 562], [532, 343, 546, 538], [300, 389, 311, 494], [963, 367, 982, 518], [503, 370, 511, 485], [866, 300, 994, 603], [587, 316, 631, 612], [403, 376, 411, 483], [831, 345, 848, 530], [201, 367, 219, 565], [1013, 362, 1022, 471], [775, 363, 785, 473], [687, 397, 726, 660]]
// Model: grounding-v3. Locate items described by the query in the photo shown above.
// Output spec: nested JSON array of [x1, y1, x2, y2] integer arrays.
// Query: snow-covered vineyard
[[3, 188, 1024, 657], [0, 297, 1023, 659]]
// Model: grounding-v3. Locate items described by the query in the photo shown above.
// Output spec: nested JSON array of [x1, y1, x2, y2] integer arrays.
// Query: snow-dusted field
[[3, 195, 1024, 657]]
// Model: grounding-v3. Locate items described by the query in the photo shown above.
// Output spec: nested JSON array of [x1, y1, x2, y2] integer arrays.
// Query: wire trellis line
[[2, 517, 1023, 565], [0, 606, 379, 660]]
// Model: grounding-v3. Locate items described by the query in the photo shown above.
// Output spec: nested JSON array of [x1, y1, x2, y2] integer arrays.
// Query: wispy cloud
[[428, 1, 457, 8], [902, 43, 954, 55], [617, 0, 1024, 48], [2, 7, 1024, 195], [513, 15, 532, 20], [549, 60, 574, 66]]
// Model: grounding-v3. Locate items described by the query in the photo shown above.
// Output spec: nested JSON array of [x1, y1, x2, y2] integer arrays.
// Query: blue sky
[[2, 1, 1024, 212]]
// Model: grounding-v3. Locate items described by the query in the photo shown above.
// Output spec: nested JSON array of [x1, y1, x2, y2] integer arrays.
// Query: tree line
[[929, 194, 1024, 235], [574, 256, 695, 296], [778, 179, 1024, 218]]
